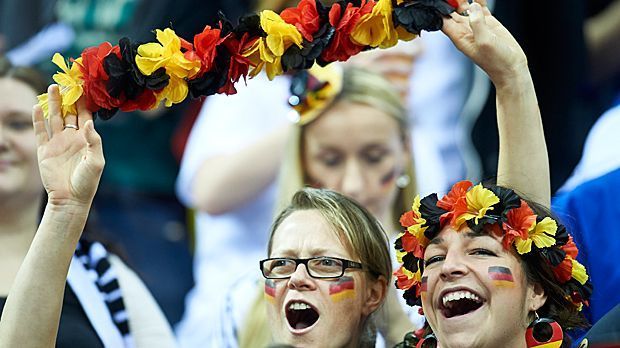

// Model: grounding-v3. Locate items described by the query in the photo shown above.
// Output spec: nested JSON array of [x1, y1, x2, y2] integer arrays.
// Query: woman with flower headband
[[195, 0, 566, 347]]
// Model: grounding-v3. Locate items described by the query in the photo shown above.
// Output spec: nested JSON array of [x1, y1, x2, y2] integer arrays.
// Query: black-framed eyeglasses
[[260, 257, 364, 279]]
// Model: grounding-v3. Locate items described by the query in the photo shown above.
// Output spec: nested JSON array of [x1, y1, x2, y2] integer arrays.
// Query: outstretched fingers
[[47, 85, 64, 135], [32, 105, 49, 147], [76, 97, 93, 130]]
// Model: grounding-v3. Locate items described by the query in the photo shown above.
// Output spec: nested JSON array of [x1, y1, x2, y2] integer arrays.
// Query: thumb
[[469, 3, 493, 48]]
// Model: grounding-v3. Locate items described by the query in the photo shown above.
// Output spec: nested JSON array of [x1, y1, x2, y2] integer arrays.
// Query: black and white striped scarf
[[73, 240, 134, 347]]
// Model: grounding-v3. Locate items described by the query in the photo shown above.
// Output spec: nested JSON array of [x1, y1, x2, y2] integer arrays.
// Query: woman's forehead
[[270, 210, 352, 258], [429, 226, 501, 247]]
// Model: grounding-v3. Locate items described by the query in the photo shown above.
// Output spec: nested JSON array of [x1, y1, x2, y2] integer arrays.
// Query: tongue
[[296, 322, 311, 330]]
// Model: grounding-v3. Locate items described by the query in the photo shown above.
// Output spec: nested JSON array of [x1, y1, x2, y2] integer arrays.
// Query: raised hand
[[442, 1, 528, 88], [33, 85, 105, 206]]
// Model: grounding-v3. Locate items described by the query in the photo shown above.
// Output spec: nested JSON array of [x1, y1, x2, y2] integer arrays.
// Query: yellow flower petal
[[530, 217, 557, 249], [515, 237, 532, 254], [350, 0, 398, 48], [465, 184, 500, 224], [51, 53, 70, 73], [396, 248, 406, 263], [571, 259, 588, 285]]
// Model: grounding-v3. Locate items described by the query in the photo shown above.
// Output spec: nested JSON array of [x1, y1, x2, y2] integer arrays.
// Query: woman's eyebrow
[[428, 237, 444, 246]]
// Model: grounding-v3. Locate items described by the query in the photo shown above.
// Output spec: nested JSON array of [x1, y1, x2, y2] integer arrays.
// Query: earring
[[416, 333, 437, 348], [396, 173, 411, 188], [525, 312, 563, 348]]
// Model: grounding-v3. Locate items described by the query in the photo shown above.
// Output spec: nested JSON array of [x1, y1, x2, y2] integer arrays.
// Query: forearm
[[191, 124, 291, 215], [495, 69, 550, 207], [0, 203, 90, 348]]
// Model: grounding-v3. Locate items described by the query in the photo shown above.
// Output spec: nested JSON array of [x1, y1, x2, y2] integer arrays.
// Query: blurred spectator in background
[[0, 57, 175, 348], [552, 103, 620, 326]]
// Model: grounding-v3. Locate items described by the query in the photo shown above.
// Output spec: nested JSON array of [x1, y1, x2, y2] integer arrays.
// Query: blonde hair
[[276, 66, 417, 231], [238, 188, 392, 347]]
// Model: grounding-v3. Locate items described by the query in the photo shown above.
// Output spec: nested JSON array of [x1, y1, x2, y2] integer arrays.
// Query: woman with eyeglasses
[[262, 187, 392, 347]]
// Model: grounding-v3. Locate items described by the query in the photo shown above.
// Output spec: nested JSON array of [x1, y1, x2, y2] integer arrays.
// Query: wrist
[[492, 63, 533, 94]]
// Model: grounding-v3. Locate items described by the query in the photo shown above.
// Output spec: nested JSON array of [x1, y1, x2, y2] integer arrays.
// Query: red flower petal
[[437, 180, 472, 211]]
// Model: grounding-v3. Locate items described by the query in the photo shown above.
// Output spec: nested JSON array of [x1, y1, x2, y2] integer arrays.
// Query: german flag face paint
[[329, 276, 355, 302], [420, 276, 428, 301], [488, 266, 515, 288], [265, 279, 277, 303]]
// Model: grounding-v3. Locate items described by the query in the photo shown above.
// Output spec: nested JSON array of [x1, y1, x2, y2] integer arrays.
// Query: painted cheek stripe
[[380, 168, 397, 187], [265, 279, 276, 303], [488, 266, 515, 287], [329, 276, 355, 302], [420, 276, 428, 293]]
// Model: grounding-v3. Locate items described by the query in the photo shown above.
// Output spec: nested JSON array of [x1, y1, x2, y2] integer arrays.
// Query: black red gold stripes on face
[[265, 279, 276, 303], [329, 276, 355, 302], [488, 266, 515, 288]]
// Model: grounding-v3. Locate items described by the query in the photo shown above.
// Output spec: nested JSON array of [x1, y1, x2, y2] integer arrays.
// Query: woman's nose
[[288, 264, 316, 291], [340, 160, 364, 200], [439, 250, 469, 281]]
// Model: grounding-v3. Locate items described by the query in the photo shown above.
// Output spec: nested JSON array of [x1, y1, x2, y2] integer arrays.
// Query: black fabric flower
[[188, 45, 230, 98], [283, 24, 336, 71], [419, 193, 445, 238], [104, 37, 169, 100], [393, 0, 455, 35]]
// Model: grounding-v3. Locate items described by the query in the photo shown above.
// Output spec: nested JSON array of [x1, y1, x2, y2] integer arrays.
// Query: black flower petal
[[393, 0, 455, 35], [540, 247, 566, 267], [282, 22, 335, 72]]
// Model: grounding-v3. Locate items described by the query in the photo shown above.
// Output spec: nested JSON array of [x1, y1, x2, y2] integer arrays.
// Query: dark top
[[0, 285, 103, 347]]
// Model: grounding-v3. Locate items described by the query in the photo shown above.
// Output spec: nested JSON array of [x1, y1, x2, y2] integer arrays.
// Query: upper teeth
[[289, 302, 311, 311], [442, 291, 481, 307]]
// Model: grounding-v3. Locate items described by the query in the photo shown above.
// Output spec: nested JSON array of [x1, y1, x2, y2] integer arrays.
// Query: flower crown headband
[[37, 0, 458, 120], [394, 180, 592, 310]]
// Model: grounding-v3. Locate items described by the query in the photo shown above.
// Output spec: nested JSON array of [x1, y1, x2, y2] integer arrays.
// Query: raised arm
[[0, 85, 104, 347], [442, 1, 551, 207]]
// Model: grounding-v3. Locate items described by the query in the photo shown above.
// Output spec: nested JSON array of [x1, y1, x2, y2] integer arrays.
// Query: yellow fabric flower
[[571, 259, 588, 285], [515, 217, 558, 254], [243, 10, 303, 80], [396, 248, 407, 263], [38, 53, 84, 118], [453, 184, 499, 228], [350, 0, 400, 49], [136, 28, 201, 107]]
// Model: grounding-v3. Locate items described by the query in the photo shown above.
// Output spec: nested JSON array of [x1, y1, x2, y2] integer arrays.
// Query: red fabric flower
[[561, 236, 579, 259], [280, 0, 321, 42], [437, 180, 472, 227], [193, 25, 227, 74], [553, 257, 574, 283], [502, 200, 536, 250], [394, 266, 417, 291], [401, 232, 425, 259], [400, 210, 420, 228], [119, 89, 157, 112], [218, 33, 254, 95], [79, 42, 123, 111], [320, 0, 374, 63], [446, 0, 460, 9]]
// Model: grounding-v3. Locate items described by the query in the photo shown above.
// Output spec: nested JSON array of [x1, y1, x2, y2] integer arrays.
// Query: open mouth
[[286, 301, 320, 331], [440, 290, 485, 318]]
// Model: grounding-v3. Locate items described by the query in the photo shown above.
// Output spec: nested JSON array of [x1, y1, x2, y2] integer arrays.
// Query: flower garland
[[394, 180, 592, 311], [37, 0, 458, 119]]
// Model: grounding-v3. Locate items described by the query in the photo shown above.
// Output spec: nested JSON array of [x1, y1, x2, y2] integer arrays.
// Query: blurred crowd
[[1, 0, 619, 347]]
